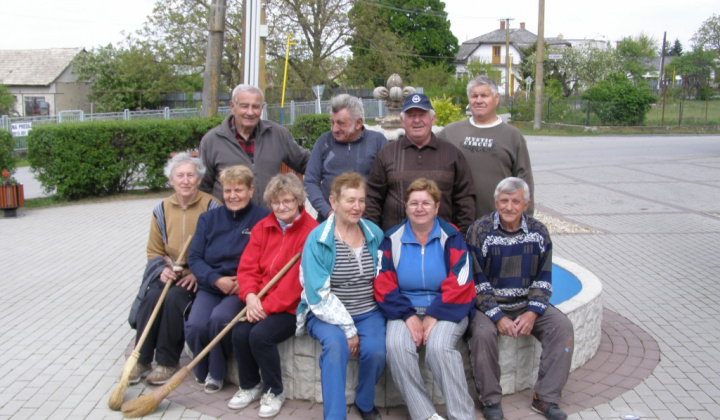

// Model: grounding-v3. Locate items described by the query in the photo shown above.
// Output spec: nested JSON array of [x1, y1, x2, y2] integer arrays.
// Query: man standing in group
[[303, 94, 387, 222], [465, 177, 573, 420], [438, 75, 535, 219], [365, 93, 476, 234], [199, 84, 310, 207]]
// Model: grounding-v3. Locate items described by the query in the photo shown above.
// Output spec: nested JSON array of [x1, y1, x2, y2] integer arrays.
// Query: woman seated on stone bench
[[185, 165, 269, 393], [228, 173, 317, 418], [297, 172, 387, 420], [375, 178, 477, 420], [128, 152, 221, 386]]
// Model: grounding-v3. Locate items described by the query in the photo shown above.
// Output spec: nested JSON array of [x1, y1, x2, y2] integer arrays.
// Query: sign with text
[[11, 122, 32, 137], [548, 54, 564, 60]]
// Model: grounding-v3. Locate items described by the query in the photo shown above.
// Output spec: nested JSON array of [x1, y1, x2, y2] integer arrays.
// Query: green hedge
[[289, 114, 331, 151], [27, 117, 224, 199], [0, 129, 16, 175]]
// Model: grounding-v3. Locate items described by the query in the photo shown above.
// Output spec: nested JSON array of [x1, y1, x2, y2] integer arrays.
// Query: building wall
[[7, 85, 55, 117], [456, 44, 523, 94]]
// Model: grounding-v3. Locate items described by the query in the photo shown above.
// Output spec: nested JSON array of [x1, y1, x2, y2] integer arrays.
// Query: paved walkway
[[1, 134, 719, 419]]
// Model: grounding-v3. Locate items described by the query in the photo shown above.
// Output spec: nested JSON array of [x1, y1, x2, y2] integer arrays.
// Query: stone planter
[[0, 184, 25, 217]]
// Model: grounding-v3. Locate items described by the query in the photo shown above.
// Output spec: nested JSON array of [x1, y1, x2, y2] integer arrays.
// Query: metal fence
[[510, 96, 720, 127], [2, 99, 389, 151]]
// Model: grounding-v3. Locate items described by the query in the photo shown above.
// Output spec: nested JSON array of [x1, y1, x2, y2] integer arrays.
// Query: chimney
[[520, 22, 525, 30], [500, 21, 505, 30]]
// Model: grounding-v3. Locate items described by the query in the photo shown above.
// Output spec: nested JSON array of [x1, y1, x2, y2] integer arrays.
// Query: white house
[[0, 48, 91, 117], [454, 22, 570, 94]]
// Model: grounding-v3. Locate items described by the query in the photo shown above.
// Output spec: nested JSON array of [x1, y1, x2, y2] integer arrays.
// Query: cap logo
[[412, 95, 421, 103]]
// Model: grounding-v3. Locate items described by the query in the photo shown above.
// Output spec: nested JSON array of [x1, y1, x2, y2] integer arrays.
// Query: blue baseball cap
[[401, 93, 433, 112]]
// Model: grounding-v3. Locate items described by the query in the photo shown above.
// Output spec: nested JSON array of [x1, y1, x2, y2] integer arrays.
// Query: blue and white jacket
[[296, 213, 384, 338]]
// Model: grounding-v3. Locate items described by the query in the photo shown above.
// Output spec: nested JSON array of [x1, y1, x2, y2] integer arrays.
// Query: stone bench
[[219, 257, 603, 407]]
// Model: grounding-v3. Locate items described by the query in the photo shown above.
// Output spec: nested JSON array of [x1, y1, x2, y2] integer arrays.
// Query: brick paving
[[1, 134, 719, 419]]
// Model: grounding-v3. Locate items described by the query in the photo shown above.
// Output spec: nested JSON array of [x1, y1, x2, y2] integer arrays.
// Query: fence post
[[164, 107, 170, 120], [79, 110, 84, 122], [124, 109, 130, 121], [290, 100, 295, 125], [585, 101, 591, 126], [1, 115, 8, 132]]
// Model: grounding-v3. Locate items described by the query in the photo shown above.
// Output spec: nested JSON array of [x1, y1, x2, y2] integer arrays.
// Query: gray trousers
[[386, 317, 475, 420], [467, 305, 574, 406]]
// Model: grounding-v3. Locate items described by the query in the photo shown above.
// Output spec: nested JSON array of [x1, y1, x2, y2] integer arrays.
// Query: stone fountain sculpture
[[369, 74, 417, 140]]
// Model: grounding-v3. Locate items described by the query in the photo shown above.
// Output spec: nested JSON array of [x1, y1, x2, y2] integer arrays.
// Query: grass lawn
[[645, 100, 720, 126]]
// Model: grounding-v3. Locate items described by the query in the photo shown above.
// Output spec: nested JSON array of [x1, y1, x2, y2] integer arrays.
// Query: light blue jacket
[[296, 213, 384, 338]]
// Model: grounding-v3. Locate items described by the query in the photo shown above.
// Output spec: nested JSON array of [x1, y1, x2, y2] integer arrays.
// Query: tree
[[371, 0, 458, 72], [522, 44, 621, 96], [265, 0, 354, 88], [692, 13, 720, 54], [127, 0, 244, 90], [582, 73, 657, 125], [664, 38, 683, 57], [72, 45, 181, 111], [344, 2, 412, 87], [666, 45, 718, 99], [616, 33, 658, 82], [0, 84, 16, 116]]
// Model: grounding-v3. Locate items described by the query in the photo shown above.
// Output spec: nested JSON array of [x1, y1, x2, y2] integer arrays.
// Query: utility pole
[[533, 0, 545, 130], [243, 0, 263, 87], [502, 18, 514, 106], [200, 0, 227, 118]]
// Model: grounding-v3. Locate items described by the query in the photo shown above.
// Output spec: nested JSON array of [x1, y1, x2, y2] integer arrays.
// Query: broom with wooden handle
[[108, 235, 194, 410], [121, 252, 302, 418]]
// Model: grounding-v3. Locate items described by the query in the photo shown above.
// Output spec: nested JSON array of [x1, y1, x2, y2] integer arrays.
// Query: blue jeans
[[306, 308, 386, 419], [184, 290, 244, 381]]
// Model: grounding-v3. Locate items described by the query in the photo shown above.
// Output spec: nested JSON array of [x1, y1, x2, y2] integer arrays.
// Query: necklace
[[335, 224, 363, 262]]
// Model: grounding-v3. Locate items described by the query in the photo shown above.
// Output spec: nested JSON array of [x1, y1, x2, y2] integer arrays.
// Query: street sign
[[548, 54, 564, 60], [525, 76, 533, 85], [10, 122, 32, 137]]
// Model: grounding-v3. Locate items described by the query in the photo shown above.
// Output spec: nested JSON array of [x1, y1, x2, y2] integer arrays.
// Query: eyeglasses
[[270, 197, 297, 209], [407, 201, 435, 210]]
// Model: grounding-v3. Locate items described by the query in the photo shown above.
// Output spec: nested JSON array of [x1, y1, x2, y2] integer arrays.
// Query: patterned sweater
[[466, 212, 552, 322]]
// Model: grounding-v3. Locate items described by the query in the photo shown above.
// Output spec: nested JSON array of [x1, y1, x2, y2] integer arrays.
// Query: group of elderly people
[[128, 108, 571, 420]]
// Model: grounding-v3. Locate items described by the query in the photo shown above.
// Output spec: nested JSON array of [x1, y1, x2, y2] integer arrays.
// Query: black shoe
[[356, 405, 382, 420], [531, 393, 567, 420], [482, 402, 503, 420]]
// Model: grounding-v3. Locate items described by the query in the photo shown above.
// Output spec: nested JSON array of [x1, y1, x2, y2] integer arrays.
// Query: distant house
[[0, 48, 91, 117], [454, 22, 570, 94]]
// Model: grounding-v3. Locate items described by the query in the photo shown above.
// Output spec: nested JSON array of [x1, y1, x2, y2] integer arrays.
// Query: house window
[[24, 96, 49, 116], [492, 46, 501, 64]]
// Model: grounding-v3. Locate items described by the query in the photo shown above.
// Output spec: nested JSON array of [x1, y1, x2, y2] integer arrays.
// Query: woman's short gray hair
[[164, 152, 205, 180], [494, 177, 530, 202], [467, 75, 499, 97], [231, 84, 264, 103], [329, 94, 365, 122], [263, 173, 306, 206]]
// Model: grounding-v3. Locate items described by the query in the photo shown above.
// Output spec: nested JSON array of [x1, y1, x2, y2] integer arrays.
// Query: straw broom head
[[121, 366, 190, 418], [107, 350, 140, 410]]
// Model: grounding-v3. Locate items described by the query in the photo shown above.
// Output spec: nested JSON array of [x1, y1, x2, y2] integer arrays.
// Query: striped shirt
[[330, 237, 377, 316]]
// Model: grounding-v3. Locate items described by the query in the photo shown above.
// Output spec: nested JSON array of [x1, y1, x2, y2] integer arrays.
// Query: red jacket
[[237, 208, 317, 314]]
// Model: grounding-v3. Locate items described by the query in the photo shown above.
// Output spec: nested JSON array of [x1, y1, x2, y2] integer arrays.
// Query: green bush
[[289, 114, 331, 151], [582, 73, 657, 125], [27, 117, 223, 199], [0, 129, 17, 175], [430, 96, 465, 127]]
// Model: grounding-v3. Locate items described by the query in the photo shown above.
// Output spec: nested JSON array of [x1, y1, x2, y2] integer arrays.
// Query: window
[[492, 46, 501, 64], [24, 96, 49, 116]]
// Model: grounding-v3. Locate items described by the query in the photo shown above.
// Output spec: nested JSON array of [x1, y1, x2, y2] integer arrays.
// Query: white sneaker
[[258, 390, 285, 418], [228, 383, 263, 409], [427, 414, 445, 420]]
